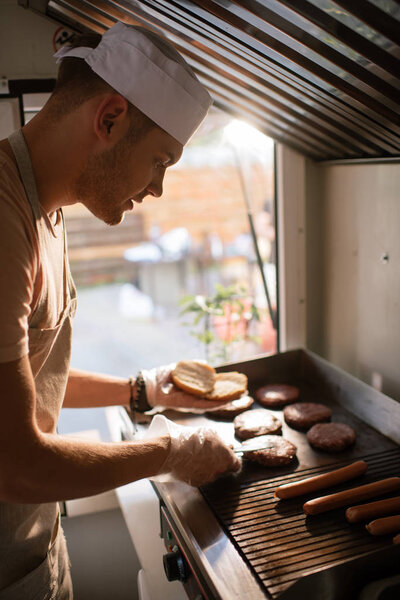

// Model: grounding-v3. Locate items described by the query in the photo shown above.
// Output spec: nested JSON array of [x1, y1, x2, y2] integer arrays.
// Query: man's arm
[[63, 367, 235, 411], [0, 356, 169, 504], [63, 368, 131, 408], [0, 357, 240, 503]]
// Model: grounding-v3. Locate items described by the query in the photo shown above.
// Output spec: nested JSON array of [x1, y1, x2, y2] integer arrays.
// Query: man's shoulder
[[0, 146, 21, 189], [0, 148, 30, 216], [0, 140, 17, 170], [0, 141, 19, 173], [0, 153, 38, 263]]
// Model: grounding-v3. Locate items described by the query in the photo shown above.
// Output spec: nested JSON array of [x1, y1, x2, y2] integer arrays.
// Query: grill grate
[[202, 448, 400, 598]]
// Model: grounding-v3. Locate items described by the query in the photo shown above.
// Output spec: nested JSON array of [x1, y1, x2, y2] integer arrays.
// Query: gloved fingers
[[163, 427, 241, 487], [141, 364, 176, 407], [190, 449, 241, 487], [180, 453, 241, 488]]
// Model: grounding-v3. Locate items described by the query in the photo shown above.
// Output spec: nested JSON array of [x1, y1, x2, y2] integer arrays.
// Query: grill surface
[[202, 448, 400, 598]]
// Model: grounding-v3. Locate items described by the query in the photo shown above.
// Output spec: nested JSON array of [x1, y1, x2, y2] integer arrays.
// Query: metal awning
[[21, 1, 400, 161]]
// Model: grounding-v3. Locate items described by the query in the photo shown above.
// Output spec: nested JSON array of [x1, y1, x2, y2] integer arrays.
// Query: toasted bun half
[[171, 360, 216, 396], [204, 372, 248, 402]]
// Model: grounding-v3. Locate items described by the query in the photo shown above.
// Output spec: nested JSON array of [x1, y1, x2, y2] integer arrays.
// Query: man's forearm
[[3, 430, 170, 504], [0, 357, 167, 505], [63, 368, 134, 408]]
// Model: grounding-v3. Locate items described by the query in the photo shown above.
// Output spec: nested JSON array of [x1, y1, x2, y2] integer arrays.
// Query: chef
[[0, 22, 240, 600]]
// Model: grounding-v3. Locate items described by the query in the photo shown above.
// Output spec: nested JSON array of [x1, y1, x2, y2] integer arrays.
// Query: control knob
[[163, 545, 187, 582]]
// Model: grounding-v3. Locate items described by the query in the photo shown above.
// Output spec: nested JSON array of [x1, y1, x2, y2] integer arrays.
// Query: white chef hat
[[54, 21, 212, 145]]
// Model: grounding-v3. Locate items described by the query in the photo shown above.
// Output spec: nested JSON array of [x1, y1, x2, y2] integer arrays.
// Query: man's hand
[[145, 415, 241, 487], [142, 363, 227, 411]]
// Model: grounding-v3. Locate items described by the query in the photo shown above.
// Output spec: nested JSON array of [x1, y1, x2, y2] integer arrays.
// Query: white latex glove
[[145, 414, 241, 487], [142, 363, 229, 412]]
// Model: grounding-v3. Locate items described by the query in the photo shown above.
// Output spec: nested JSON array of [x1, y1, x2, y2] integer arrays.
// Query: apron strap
[[7, 129, 76, 303], [8, 130, 42, 221]]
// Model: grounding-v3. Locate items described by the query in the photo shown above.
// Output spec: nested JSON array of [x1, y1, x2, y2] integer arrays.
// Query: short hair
[[52, 33, 115, 111]]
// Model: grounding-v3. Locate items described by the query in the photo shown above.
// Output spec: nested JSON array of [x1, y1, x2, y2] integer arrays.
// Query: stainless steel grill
[[151, 349, 400, 600]]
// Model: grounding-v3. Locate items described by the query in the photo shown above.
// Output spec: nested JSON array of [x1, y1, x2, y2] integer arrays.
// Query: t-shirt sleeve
[[0, 169, 36, 363]]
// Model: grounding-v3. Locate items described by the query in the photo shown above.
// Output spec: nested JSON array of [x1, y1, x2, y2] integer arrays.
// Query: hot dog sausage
[[346, 495, 400, 523], [393, 532, 400, 544], [303, 477, 400, 515], [366, 515, 400, 536], [275, 460, 367, 500]]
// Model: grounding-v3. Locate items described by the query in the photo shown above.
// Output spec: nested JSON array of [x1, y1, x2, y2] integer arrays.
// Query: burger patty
[[256, 384, 299, 408], [206, 394, 254, 420], [234, 408, 282, 440], [307, 422, 356, 453], [242, 435, 297, 466], [283, 402, 332, 431]]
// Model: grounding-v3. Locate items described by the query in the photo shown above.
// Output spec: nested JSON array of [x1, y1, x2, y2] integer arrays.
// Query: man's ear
[[93, 94, 129, 144]]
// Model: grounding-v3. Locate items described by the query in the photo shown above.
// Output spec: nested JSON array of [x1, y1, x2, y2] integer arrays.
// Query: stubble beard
[[72, 137, 133, 226]]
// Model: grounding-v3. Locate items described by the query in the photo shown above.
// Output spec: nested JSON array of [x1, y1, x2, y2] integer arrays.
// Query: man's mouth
[[126, 198, 141, 211], [130, 194, 145, 204]]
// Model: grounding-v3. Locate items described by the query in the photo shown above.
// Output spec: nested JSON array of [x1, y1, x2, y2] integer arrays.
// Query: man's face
[[73, 125, 183, 226]]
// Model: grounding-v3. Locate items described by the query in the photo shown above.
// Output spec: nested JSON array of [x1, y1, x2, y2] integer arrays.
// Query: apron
[[0, 130, 76, 599]]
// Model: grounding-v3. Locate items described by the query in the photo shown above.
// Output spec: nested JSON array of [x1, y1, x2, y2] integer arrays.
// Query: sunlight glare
[[223, 119, 273, 153]]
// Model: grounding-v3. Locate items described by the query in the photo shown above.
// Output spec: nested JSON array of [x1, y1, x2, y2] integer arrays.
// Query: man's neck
[[21, 105, 94, 214]]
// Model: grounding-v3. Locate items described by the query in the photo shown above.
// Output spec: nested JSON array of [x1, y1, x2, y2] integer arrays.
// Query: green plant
[[179, 283, 260, 364]]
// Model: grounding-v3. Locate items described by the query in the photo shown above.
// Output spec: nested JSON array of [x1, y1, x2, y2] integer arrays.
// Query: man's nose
[[146, 171, 164, 198]]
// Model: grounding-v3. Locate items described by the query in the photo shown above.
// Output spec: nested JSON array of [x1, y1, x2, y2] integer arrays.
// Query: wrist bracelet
[[128, 376, 135, 414], [128, 372, 151, 414]]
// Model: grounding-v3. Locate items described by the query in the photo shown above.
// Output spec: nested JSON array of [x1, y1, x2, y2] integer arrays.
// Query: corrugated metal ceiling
[[22, 0, 400, 161]]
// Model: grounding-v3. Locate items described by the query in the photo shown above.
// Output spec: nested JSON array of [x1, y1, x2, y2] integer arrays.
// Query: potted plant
[[179, 283, 261, 365]]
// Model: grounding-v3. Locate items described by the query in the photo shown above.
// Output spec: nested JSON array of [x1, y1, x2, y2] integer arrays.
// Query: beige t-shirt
[[0, 149, 65, 363]]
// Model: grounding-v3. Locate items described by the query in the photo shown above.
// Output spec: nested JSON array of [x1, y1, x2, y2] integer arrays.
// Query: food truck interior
[[0, 1, 399, 599]]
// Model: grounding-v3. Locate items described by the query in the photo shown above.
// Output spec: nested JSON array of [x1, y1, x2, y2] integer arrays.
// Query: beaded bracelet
[[128, 372, 151, 415]]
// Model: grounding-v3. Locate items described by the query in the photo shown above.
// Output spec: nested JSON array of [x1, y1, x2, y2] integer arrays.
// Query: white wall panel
[[0, 0, 57, 79], [276, 143, 306, 351], [306, 161, 400, 402]]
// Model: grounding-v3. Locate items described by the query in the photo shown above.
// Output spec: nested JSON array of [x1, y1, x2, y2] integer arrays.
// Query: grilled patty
[[234, 409, 282, 440], [256, 384, 299, 408], [206, 394, 254, 420], [307, 422, 356, 453], [242, 435, 297, 466], [283, 402, 332, 431]]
